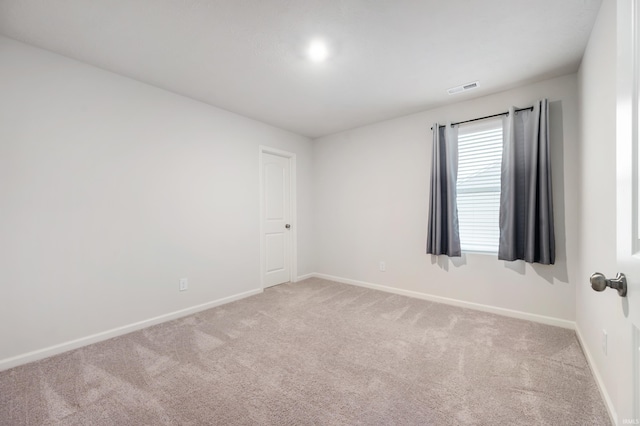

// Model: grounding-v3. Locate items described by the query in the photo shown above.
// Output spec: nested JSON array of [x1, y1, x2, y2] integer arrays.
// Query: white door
[[261, 151, 291, 287], [616, 0, 640, 421]]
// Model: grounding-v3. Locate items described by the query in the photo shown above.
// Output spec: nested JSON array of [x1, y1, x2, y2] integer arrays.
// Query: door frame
[[259, 146, 297, 289]]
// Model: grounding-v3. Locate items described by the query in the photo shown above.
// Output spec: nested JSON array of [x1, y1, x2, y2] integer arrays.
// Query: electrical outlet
[[602, 329, 608, 355], [379, 261, 386, 272], [179, 278, 188, 292]]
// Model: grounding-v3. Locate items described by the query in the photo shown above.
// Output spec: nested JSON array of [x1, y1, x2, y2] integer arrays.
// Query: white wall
[[0, 36, 313, 365], [576, 0, 623, 422], [313, 74, 580, 323]]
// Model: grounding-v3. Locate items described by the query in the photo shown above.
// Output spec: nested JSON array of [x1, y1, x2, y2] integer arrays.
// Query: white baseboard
[[0, 288, 263, 372], [312, 273, 576, 330], [296, 273, 315, 282], [575, 325, 617, 425]]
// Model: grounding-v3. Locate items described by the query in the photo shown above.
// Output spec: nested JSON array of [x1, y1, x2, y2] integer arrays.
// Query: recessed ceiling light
[[308, 39, 329, 62]]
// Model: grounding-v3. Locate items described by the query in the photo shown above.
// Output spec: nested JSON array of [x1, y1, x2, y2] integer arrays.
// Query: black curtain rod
[[431, 106, 534, 130]]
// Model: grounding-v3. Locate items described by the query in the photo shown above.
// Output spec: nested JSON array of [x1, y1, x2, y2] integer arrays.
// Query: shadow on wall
[[430, 254, 467, 271], [430, 100, 569, 285]]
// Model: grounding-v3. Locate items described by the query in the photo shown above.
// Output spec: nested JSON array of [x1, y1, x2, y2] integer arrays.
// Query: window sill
[[461, 250, 498, 256]]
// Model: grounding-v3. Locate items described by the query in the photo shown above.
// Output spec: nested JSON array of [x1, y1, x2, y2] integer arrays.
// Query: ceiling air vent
[[447, 81, 480, 95]]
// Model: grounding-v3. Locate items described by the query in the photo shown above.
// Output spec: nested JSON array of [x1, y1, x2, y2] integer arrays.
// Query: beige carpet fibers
[[1, 278, 609, 425]]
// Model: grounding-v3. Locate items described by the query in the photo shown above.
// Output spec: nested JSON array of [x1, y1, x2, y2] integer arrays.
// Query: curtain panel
[[499, 99, 555, 264], [427, 123, 461, 257]]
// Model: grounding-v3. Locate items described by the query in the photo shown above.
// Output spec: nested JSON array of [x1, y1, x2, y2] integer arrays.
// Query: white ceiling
[[0, 0, 602, 138]]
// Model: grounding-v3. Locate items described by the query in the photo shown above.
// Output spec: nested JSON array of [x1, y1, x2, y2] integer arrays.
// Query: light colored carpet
[[1, 277, 610, 425]]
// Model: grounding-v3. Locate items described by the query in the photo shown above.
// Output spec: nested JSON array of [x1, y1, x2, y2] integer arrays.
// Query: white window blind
[[456, 119, 503, 253]]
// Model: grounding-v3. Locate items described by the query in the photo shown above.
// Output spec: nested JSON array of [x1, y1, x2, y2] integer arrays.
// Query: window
[[456, 119, 503, 253]]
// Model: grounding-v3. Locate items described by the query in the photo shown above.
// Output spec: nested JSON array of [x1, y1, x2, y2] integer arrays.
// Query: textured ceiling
[[0, 0, 602, 138]]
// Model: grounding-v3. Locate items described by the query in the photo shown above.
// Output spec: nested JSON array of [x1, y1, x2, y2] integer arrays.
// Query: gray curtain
[[427, 123, 461, 257], [498, 99, 555, 264]]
